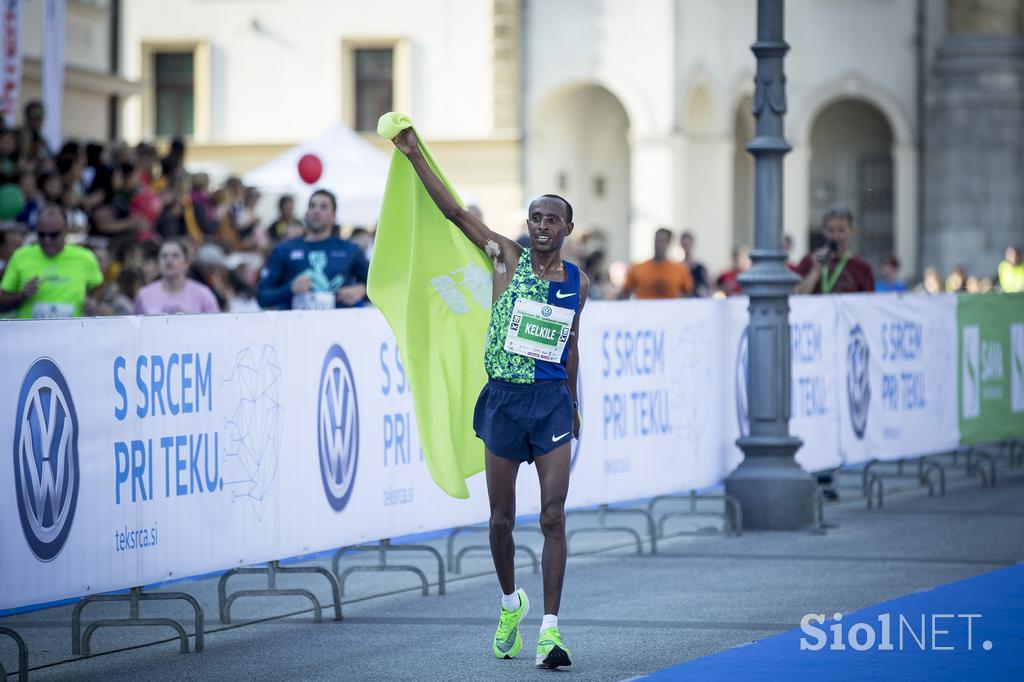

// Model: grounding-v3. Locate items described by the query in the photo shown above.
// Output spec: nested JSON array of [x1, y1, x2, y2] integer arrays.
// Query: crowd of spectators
[[0, 100, 1020, 321], [0, 100, 370, 320], [606, 205, 1023, 302]]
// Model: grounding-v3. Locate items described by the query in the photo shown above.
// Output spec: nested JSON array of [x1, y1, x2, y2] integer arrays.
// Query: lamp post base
[[726, 442, 816, 530]]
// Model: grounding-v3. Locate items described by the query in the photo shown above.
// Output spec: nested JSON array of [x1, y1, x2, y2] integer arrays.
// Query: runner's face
[[527, 197, 572, 253]]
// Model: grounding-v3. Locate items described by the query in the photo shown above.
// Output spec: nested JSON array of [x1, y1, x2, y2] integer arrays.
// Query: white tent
[[243, 123, 390, 226]]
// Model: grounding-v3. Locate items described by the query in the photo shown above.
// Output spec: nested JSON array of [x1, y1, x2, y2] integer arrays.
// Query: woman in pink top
[[134, 240, 221, 314]]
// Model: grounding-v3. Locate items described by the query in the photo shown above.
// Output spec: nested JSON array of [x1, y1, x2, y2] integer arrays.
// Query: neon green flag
[[368, 112, 492, 498]]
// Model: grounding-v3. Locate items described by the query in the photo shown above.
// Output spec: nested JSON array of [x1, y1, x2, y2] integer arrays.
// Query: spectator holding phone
[[795, 205, 874, 295]]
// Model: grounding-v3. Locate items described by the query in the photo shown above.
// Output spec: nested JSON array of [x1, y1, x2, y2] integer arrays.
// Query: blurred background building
[[38, 0, 1024, 277]]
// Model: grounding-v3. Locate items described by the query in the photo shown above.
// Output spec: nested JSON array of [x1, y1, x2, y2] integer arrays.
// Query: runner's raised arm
[[391, 128, 521, 273]]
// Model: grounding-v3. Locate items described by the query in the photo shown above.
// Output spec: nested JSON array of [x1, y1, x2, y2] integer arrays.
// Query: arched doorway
[[808, 99, 894, 266], [527, 84, 631, 262], [732, 95, 755, 253]]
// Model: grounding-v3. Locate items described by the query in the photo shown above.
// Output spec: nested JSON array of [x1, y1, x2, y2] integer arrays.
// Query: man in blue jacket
[[257, 189, 368, 310]]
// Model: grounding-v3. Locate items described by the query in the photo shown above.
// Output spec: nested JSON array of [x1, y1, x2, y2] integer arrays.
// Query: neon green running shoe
[[535, 626, 572, 668], [492, 588, 529, 659]]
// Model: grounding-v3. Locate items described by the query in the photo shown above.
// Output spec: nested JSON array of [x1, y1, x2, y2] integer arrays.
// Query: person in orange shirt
[[619, 227, 694, 299]]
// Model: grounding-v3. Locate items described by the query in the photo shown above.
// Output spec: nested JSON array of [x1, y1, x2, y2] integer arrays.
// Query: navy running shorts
[[473, 379, 574, 464]]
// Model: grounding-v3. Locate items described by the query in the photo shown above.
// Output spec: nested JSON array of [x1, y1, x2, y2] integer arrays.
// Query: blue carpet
[[643, 563, 1024, 681]]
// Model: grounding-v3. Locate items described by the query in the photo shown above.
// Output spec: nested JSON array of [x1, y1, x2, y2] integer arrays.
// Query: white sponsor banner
[[837, 293, 959, 464], [570, 299, 733, 506], [1, 294, 967, 611], [41, 0, 64, 151], [0, 311, 498, 610], [724, 296, 842, 473], [0, 0, 22, 127]]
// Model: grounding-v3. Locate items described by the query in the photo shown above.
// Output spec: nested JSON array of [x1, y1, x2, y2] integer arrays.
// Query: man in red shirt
[[795, 206, 874, 501], [795, 206, 874, 295]]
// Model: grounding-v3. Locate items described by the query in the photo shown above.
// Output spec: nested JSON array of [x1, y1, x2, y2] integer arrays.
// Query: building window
[[354, 48, 393, 132], [155, 52, 194, 136]]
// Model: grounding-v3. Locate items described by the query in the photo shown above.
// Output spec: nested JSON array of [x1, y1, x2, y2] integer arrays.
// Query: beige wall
[[18, 0, 137, 142]]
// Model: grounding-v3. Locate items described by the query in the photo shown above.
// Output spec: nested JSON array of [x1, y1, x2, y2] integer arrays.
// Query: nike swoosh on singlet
[[551, 432, 571, 442], [554, 290, 575, 299]]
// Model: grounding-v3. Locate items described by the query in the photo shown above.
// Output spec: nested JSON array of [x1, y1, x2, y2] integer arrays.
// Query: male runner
[[392, 128, 588, 669]]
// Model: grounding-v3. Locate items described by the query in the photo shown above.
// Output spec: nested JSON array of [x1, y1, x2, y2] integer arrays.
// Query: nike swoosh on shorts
[[551, 432, 570, 442], [554, 290, 574, 299]]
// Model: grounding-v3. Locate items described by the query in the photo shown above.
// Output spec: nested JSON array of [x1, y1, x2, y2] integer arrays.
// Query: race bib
[[32, 302, 75, 319], [504, 298, 574, 362], [292, 292, 335, 310]]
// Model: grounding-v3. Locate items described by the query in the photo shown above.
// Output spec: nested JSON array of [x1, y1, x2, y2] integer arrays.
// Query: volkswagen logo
[[13, 358, 80, 562], [847, 325, 871, 440], [317, 345, 360, 512], [735, 327, 749, 437], [541, 305, 552, 318]]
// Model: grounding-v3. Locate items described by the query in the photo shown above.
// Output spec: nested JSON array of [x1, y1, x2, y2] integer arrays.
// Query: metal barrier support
[[565, 504, 655, 555], [966, 448, 997, 487], [218, 560, 341, 624], [861, 455, 948, 509], [71, 586, 204, 656], [647, 491, 743, 538], [0, 626, 28, 682], [333, 539, 446, 596], [446, 525, 542, 575], [862, 462, 884, 509]]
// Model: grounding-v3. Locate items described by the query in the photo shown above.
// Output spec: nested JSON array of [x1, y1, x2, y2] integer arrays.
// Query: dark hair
[[117, 267, 144, 299], [159, 238, 190, 261], [278, 194, 294, 211], [58, 141, 81, 158], [881, 255, 900, 269], [24, 100, 43, 119], [37, 171, 61, 192], [85, 142, 104, 167], [823, 204, 854, 226], [532, 194, 573, 223], [583, 249, 606, 271], [350, 227, 369, 238], [37, 203, 67, 229], [655, 227, 673, 240], [310, 188, 337, 213]]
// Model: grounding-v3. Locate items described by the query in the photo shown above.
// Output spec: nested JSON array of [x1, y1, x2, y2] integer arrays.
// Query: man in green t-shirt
[[0, 205, 103, 318]]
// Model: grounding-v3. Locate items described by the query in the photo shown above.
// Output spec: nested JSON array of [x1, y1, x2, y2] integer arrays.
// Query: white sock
[[501, 589, 520, 611], [541, 614, 558, 632]]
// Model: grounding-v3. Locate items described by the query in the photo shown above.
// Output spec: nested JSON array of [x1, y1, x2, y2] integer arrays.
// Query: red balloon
[[298, 153, 323, 184]]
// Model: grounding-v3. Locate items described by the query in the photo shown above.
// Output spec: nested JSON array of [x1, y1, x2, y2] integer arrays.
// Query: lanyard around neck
[[821, 252, 851, 294]]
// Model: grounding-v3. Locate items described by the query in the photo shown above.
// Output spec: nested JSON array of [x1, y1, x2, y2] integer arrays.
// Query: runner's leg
[[534, 444, 570, 615], [486, 448, 522, 594]]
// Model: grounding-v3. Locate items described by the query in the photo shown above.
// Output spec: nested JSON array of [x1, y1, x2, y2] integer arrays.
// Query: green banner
[[517, 316, 562, 346], [957, 294, 1024, 444]]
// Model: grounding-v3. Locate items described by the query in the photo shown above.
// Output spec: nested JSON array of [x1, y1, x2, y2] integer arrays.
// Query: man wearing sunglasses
[[0, 204, 103, 318]]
